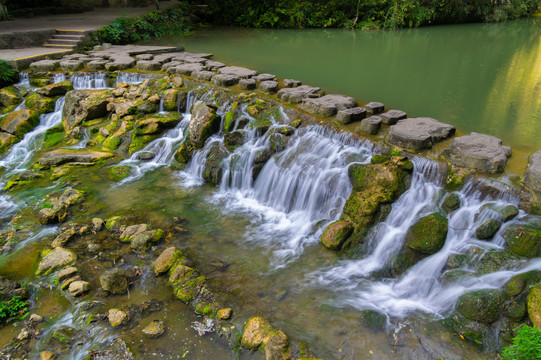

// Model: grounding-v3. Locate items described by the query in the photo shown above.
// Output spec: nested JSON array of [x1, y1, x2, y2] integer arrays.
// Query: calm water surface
[[142, 18, 541, 156]]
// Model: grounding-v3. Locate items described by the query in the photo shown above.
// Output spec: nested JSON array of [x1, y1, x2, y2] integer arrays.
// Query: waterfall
[[115, 72, 149, 86], [53, 73, 66, 84], [17, 72, 30, 87], [71, 72, 107, 90], [66, 128, 90, 150]]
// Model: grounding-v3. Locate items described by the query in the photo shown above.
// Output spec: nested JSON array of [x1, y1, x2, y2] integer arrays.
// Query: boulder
[[358, 116, 382, 135], [283, 79, 302, 87], [524, 151, 541, 192], [0, 109, 40, 138], [59, 60, 83, 72], [108, 308, 128, 327], [142, 320, 165, 338], [527, 284, 541, 328], [456, 289, 507, 323], [223, 130, 246, 149], [105, 58, 136, 71], [100, 268, 136, 294], [57, 267, 78, 283], [265, 331, 291, 360], [387, 117, 456, 151], [191, 70, 215, 82], [336, 107, 366, 125], [68, 280, 89, 297], [211, 74, 240, 87], [364, 102, 385, 114], [38, 149, 113, 168], [301, 94, 356, 117], [62, 89, 110, 131], [218, 66, 257, 79], [239, 79, 256, 90], [136, 60, 161, 71], [503, 270, 541, 297], [87, 60, 108, 71], [0, 86, 21, 107], [241, 316, 273, 349], [169, 63, 205, 75], [25, 93, 56, 114], [254, 73, 276, 82], [202, 142, 229, 185], [475, 218, 502, 240], [277, 85, 323, 104], [320, 221, 354, 250], [204, 60, 225, 71], [153, 247, 182, 275], [405, 213, 448, 254], [380, 110, 407, 125], [135, 115, 182, 135], [442, 132, 512, 173], [502, 224, 541, 258], [36, 247, 76, 275], [188, 101, 221, 148], [29, 60, 59, 76], [37, 81, 73, 97], [442, 193, 461, 213], [259, 80, 278, 93]]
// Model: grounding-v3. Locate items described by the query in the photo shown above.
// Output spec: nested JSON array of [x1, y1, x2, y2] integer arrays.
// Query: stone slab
[[387, 117, 456, 151]]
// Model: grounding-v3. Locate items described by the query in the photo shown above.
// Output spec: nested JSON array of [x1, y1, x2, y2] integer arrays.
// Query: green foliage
[[92, 4, 192, 45], [0, 59, 18, 88], [502, 325, 541, 360], [205, 0, 541, 29], [0, 296, 29, 323]]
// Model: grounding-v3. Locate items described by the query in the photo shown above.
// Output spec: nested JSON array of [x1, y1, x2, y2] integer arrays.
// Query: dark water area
[[141, 18, 541, 165]]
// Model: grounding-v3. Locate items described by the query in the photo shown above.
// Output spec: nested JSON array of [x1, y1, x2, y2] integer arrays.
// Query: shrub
[[0, 296, 29, 323], [0, 59, 18, 88], [502, 325, 541, 360]]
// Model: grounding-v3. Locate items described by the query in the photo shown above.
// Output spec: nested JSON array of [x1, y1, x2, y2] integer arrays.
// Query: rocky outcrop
[[37, 81, 74, 97], [63, 89, 111, 131], [324, 156, 412, 250], [302, 94, 356, 117], [442, 132, 512, 173], [456, 289, 507, 324], [25, 93, 56, 114], [188, 101, 221, 148], [387, 117, 455, 151], [38, 149, 113, 168], [0, 109, 40, 138]]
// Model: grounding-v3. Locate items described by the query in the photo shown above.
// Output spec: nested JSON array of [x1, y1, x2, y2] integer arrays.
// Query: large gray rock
[[336, 107, 366, 125], [358, 116, 382, 135], [212, 74, 239, 87], [277, 85, 324, 104], [63, 89, 110, 131], [87, 60, 108, 71], [254, 73, 276, 82], [204, 60, 225, 71], [38, 149, 113, 168], [387, 117, 455, 151], [365, 102, 385, 114], [170, 63, 206, 75], [105, 58, 136, 71], [191, 70, 215, 82], [136, 60, 161, 71], [442, 132, 512, 174], [380, 110, 407, 125], [59, 60, 83, 72], [302, 94, 357, 117], [523, 151, 541, 192], [239, 79, 256, 90], [218, 66, 257, 79], [29, 60, 59, 75], [36, 247, 76, 275], [259, 80, 278, 93], [283, 79, 301, 88], [188, 101, 221, 148]]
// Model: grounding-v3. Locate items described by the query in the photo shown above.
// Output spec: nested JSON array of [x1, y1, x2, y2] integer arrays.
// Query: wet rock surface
[[387, 117, 456, 151], [302, 94, 356, 116]]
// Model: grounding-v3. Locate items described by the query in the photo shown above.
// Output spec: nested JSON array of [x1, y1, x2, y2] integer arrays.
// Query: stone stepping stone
[[212, 74, 239, 87], [30, 60, 59, 75], [183, 57, 207, 64], [105, 58, 136, 71], [442, 132, 511, 173], [302, 94, 357, 117], [169, 63, 205, 76], [205, 60, 225, 71], [218, 66, 257, 79], [136, 60, 162, 71], [524, 151, 541, 192], [283, 79, 302, 88], [60, 60, 83, 72], [277, 85, 323, 104], [358, 116, 382, 135], [259, 80, 278, 93], [254, 73, 276, 82], [162, 61, 183, 72], [380, 110, 407, 125], [87, 60, 108, 71], [365, 101, 385, 114], [136, 54, 154, 60], [191, 70, 216, 82], [387, 117, 455, 151], [336, 107, 366, 125], [239, 78, 256, 90]]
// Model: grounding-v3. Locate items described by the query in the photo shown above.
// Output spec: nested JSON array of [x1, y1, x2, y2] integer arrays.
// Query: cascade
[[115, 72, 149, 86], [17, 72, 30, 87], [53, 73, 66, 84], [70, 72, 107, 90]]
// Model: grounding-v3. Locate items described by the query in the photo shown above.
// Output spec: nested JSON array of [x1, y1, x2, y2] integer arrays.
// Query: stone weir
[[2, 45, 541, 359]]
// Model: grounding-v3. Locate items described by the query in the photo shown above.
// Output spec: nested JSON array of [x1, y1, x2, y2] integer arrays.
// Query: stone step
[[43, 44, 77, 49], [52, 34, 85, 40], [55, 29, 87, 36], [47, 39, 80, 46]]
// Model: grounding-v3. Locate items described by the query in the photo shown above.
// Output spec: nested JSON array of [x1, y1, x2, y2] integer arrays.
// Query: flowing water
[[1, 68, 540, 359], [140, 18, 541, 170]]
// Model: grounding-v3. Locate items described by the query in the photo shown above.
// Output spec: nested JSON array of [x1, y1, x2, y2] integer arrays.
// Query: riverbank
[[0, 46, 541, 359]]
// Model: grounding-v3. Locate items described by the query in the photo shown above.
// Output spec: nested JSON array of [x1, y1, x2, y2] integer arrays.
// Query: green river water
[[141, 18, 541, 172]]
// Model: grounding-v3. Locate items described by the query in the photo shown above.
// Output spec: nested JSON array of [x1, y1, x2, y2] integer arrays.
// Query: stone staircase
[[43, 30, 87, 50]]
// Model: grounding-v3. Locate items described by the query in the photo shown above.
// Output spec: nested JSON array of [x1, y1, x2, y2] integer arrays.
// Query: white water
[[115, 72, 149, 86], [71, 72, 107, 89], [53, 73, 66, 84]]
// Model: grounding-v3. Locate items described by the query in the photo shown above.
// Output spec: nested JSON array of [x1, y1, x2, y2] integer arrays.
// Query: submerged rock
[[153, 247, 182, 275], [100, 268, 137, 295], [442, 132, 512, 174], [108, 308, 128, 327], [387, 117, 455, 151], [142, 320, 165, 338], [241, 316, 273, 349]]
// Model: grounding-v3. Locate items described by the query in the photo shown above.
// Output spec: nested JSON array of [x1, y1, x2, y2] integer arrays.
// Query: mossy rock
[[445, 165, 474, 191], [202, 142, 229, 185], [359, 310, 387, 331], [445, 313, 489, 346], [503, 270, 541, 297], [241, 316, 273, 349], [405, 213, 448, 254], [480, 203, 519, 222], [527, 284, 541, 328], [0, 86, 22, 107], [321, 221, 353, 250], [502, 224, 541, 258], [174, 141, 192, 164], [442, 193, 461, 213], [25, 92, 56, 114], [456, 289, 507, 324], [475, 218, 502, 240], [108, 165, 132, 181], [392, 247, 427, 275], [43, 125, 65, 148], [505, 299, 527, 321], [370, 155, 390, 164]]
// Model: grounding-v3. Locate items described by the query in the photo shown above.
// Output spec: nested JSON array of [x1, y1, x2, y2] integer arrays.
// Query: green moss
[[43, 125, 65, 148], [503, 225, 541, 258], [321, 221, 353, 250], [108, 165, 132, 181], [25, 92, 56, 114], [102, 135, 122, 151], [30, 78, 50, 87], [290, 119, 302, 128], [456, 289, 507, 324], [371, 154, 390, 164], [406, 213, 448, 254]]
